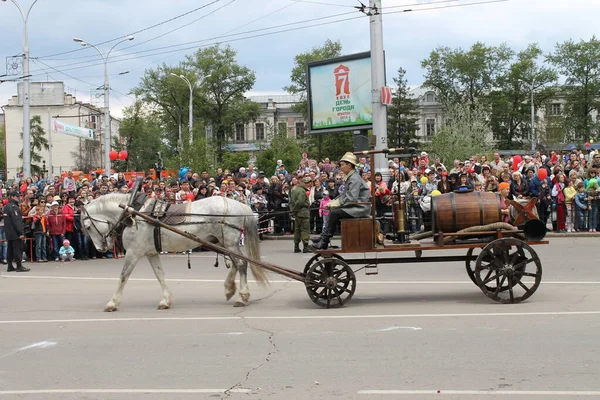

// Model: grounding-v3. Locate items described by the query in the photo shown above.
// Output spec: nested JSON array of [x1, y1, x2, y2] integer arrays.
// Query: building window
[[88, 115, 97, 130], [426, 119, 436, 138], [426, 93, 434, 103], [235, 124, 245, 142], [295, 122, 305, 137], [278, 122, 287, 135], [255, 123, 265, 140], [551, 103, 562, 116]]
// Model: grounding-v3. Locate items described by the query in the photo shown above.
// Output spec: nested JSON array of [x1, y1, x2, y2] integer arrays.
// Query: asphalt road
[[0, 237, 599, 400]]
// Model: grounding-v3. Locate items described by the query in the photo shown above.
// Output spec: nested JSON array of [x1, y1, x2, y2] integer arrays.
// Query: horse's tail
[[243, 212, 269, 287]]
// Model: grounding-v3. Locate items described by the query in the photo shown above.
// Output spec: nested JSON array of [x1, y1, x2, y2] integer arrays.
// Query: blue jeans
[[577, 208, 588, 231], [590, 203, 599, 230], [34, 233, 47, 261], [76, 231, 89, 259], [50, 234, 63, 260], [0, 227, 6, 261]]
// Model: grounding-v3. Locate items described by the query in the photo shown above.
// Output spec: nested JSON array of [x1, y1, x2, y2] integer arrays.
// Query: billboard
[[52, 118, 95, 140], [307, 52, 372, 134]]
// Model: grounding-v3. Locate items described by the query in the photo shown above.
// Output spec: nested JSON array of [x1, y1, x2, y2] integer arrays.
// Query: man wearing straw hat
[[311, 152, 371, 250]]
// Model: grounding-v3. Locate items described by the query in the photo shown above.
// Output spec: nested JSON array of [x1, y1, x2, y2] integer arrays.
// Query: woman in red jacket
[[47, 201, 66, 261], [62, 196, 76, 250]]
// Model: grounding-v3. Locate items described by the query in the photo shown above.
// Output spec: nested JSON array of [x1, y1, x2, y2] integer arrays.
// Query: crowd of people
[[1, 148, 598, 268]]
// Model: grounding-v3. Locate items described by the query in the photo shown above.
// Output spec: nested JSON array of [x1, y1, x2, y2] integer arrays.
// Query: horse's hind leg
[[147, 254, 173, 310], [105, 253, 140, 312], [224, 256, 238, 301], [233, 257, 250, 306]]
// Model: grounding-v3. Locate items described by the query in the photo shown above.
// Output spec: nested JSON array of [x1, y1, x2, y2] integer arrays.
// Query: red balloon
[[586, 142, 590, 147], [185, 192, 195, 201], [512, 155, 522, 171], [109, 150, 119, 161], [537, 168, 548, 180], [119, 150, 128, 160]]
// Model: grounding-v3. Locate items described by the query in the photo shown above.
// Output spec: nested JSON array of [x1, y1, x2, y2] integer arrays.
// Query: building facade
[[2, 81, 120, 180]]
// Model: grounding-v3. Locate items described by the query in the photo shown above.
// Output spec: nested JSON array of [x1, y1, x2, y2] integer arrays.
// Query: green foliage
[[19, 115, 49, 175], [421, 42, 513, 106], [547, 36, 600, 142], [220, 151, 250, 172], [283, 39, 342, 116], [112, 100, 165, 172], [489, 43, 557, 149], [428, 102, 492, 164], [255, 131, 302, 176], [387, 67, 420, 149]]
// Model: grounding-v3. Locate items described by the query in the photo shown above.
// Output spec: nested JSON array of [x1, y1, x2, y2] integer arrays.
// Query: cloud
[[1, 0, 599, 116]]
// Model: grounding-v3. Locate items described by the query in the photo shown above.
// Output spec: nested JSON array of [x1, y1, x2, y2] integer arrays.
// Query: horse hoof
[[157, 304, 170, 310], [233, 300, 247, 307], [104, 304, 118, 312], [225, 292, 235, 301]]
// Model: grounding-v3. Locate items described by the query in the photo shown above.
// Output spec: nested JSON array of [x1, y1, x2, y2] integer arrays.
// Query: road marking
[[358, 389, 600, 396], [0, 388, 251, 395], [3, 275, 600, 285], [0, 340, 57, 359], [1, 310, 599, 325], [376, 326, 422, 332]]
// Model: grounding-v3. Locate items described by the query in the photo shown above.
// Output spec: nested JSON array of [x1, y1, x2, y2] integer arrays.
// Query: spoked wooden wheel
[[466, 248, 512, 292], [474, 238, 542, 304], [303, 253, 343, 276], [305, 257, 356, 309]]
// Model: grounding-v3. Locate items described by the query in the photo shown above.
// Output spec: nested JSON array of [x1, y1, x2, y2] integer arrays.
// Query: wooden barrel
[[431, 191, 503, 233]]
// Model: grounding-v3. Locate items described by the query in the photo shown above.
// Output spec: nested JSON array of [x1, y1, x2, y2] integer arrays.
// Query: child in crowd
[[574, 182, 588, 232], [587, 179, 599, 232], [563, 180, 577, 233], [31, 204, 48, 262], [59, 239, 75, 262], [319, 190, 331, 233]]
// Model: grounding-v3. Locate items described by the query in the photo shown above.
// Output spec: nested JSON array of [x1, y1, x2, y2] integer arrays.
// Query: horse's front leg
[[105, 252, 140, 312], [147, 254, 173, 310]]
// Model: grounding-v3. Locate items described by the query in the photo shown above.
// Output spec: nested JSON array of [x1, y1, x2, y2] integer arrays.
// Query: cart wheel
[[305, 257, 356, 309], [465, 248, 478, 285], [303, 253, 343, 276], [474, 238, 542, 304]]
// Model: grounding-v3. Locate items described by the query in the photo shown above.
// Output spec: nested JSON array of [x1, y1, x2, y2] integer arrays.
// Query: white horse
[[81, 193, 269, 311]]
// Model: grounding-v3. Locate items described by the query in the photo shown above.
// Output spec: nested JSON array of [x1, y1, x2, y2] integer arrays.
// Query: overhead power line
[[36, 0, 223, 59]]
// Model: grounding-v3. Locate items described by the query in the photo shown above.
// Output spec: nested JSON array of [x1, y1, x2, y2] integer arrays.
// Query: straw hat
[[340, 152, 358, 166]]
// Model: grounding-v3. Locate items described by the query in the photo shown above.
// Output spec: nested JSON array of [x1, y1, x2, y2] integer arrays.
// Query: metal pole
[[103, 60, 111, 176], [187, 80, 193, 144], [369, 0, 388, 179], [5, 0, 39, 178], [530, 81, 535, 152], [47, 107, 53, 178]]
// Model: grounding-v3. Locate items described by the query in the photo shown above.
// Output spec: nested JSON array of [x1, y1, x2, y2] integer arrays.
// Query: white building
[[2, 81, 120, 179]]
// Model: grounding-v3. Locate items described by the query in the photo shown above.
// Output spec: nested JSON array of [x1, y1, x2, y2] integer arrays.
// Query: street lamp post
[[170, 73, 194, 145], [73, 36, 134, 176], [3, 0, 40, 179]]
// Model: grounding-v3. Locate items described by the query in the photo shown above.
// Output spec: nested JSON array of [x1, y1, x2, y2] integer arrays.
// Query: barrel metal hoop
[[477, 191, 484, 226], [449, 192, 456, 231]]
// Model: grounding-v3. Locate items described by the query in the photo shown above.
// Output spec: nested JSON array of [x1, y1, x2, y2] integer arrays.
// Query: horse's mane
[[92, 192, 130, 212]]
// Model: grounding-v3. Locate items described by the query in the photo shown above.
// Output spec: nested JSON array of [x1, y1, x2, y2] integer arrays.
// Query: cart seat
[[341, 218, 375, 252]]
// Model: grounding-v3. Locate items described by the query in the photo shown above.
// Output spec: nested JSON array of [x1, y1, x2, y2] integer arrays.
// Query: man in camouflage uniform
[[290, 176, 311, 253]]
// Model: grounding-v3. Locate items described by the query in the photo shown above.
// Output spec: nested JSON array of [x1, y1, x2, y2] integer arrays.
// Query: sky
[[1, 0, 599, 119]]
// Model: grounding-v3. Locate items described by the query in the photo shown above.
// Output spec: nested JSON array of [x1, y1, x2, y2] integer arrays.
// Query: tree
[[283, 39, 342, 115], [421, 42, 513, 106], [255, 126, 302, 175], [547, 36, 600, 142], [185, 45, 261, 162], [427, 102, 492, 164], [489, 43, 557, 149], [387, 67, 420, 149], [110, 100, 165, 172], [19, 115, 48, 175], [221, 151, 250, 173]]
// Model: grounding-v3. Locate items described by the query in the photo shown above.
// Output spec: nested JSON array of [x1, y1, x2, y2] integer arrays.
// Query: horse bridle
[[81, 206, 114, 250]]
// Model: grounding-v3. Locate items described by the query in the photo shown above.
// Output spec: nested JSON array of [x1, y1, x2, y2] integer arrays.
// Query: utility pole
[[530, 80, 535, 152], [3, 0, 41, 178], [368, 0, 388, 177], [47, 107, 53, 178], [170, 73, 194, 145]]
